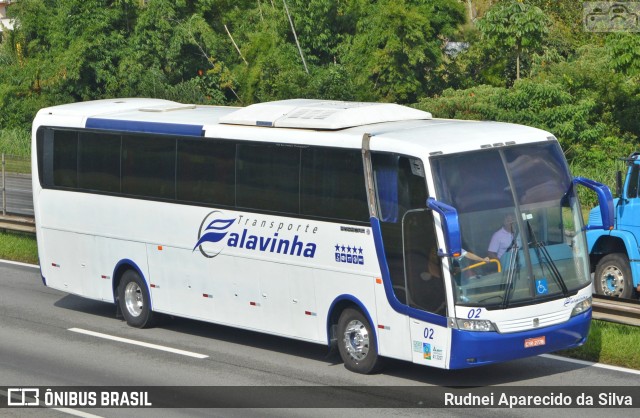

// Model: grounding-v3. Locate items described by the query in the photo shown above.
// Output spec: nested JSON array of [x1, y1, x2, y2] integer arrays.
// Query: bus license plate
[[524, 336, 546, 348]]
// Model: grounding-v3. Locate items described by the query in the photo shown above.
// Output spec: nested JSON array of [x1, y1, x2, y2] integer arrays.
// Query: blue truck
[[588, 152, 640, 299]]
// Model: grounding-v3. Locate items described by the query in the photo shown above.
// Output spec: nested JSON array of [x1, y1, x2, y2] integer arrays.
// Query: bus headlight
[[455, 319, 495, 332], [571, 297, 592, 317]]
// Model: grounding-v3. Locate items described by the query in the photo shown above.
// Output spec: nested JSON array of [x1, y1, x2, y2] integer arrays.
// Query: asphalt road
[[0, 261, 638, 418], [2, 173, 33, 216]]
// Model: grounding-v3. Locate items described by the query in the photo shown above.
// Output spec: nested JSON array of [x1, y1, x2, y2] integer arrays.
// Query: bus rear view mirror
[[573, 177, 614, 230], [426, 197, 462, 257]]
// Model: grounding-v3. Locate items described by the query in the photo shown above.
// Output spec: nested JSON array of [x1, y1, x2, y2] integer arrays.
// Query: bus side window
[[78, 132, 121, 193], [122, 135, 176, 199], [300, 147, 369, 222], [37, 128, 52, 187], [177, 139, 235, 206], [52, 129, 78, 188], [372, 154, 430, 306], [236, 144, 300, 214]]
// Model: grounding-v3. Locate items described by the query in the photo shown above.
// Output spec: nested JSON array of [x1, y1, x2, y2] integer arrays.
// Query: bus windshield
[[431, 142, 590, 309]]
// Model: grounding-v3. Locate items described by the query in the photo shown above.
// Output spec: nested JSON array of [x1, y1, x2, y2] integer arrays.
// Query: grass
[[2, 155, 31, 174], [0, 232, 638, 370], [0, 231, 39, 265], [0, 128, 31, 158], [0, 128, 31, 174], [557, 320, 640, 370]]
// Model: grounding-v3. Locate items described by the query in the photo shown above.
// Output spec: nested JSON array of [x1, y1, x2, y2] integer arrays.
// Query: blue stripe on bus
[[86, 118, 204, 137], [39, 264, 47, 286], [327, 294, 377, 346], [448, 310, 591, 369], [370, 217, 448, 327], [112, 259, 152, 309]]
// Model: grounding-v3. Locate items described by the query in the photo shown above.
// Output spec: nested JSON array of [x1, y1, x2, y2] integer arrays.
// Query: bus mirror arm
[[426, 197, 462, 257], [573, 177, 614, 230]]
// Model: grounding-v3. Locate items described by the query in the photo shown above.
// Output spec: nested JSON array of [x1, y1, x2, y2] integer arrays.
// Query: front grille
[[495, 310, 570, 333]]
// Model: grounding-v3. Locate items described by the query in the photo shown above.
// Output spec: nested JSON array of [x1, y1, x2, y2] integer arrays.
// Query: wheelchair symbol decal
[[536, 278, 549, 295]]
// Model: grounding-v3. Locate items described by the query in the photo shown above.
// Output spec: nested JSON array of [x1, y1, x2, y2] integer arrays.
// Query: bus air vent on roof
[[219, 99, 432, 130]]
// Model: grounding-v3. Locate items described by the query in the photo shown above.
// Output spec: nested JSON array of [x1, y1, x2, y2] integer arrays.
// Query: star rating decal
[[334, 243, 365, 265]]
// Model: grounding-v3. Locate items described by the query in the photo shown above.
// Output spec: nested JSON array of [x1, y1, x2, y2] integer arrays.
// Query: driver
[[488, 214, 515, 259]]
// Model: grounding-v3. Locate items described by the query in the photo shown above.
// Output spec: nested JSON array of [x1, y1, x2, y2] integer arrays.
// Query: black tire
[[337, 308, 382, 374], [594, 253, 633, 299], [117, 269, 156, 328]]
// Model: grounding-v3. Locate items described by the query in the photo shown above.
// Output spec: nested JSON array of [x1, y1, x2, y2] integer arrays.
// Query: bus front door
[[403, 209, 451, 368]]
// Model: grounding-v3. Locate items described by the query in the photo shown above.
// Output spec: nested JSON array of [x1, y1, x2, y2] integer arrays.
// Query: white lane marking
[[4, 259, 637, 373], [69, 328, 208, 359], [540, 354, 640, 376], [0, 258, 40, 269], [1, 389, 104, 418], [51, 408, 105, 418]]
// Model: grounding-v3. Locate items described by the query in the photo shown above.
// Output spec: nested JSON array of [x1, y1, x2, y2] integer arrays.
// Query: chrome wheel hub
[[343, 319, 369, 361], [124, 281, 143, 317]]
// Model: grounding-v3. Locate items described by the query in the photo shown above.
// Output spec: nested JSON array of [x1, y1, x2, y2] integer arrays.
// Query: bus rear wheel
[[337, 308, 382, 374], [594, 253, 633, 299], [118, 269, 156, 328]]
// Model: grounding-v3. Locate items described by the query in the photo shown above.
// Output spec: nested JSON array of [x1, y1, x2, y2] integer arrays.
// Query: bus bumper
[[448, 310, 591, 369]]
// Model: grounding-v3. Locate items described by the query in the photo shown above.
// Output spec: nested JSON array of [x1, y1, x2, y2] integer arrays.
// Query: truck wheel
[[118, 269, 156, 328], [594, 253, 633, 299], [337, 308, 382, 374]]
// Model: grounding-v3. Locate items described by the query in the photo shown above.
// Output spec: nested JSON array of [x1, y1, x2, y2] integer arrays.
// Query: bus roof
[[218, 99, 431, 129], [34, 98, 554, 156]]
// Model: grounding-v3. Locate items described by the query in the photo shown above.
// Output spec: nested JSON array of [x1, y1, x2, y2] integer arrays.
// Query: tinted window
[[36, 129, 46, 186], [372, 153, 430, 305], [53, 130, 78, 188], [373, 154, 428, 222], [627, 165, 639, 199], [301, 148, 368, 221], [236, 144, 300, 213], [122, 135, 175, 199], [78, 132, 121, 193], [403, 210, 446, 315], [38, 127, 370, 224], [177, 140, 235, 206]]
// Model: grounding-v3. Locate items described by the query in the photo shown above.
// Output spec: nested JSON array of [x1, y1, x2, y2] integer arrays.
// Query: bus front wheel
[[118, 269, 156, 328], [337, 308, 382, 374], [594, 253, 633, 299]]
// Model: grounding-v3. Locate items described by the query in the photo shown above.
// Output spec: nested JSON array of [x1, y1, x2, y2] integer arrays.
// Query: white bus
[[32, 98, 613, 373]]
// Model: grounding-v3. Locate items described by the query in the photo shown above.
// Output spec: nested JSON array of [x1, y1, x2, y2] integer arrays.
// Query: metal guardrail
[[1, 153, 33, 217], [0, 214, 35, 233], [592, 295, 640, 327]]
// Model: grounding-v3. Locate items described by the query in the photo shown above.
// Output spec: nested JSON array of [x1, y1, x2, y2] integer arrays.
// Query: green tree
[[606, 33, 640, 77], [47, 0, 136, 99], [526, 0, 589, 53], [0, 0, 75, 130], [340, 0, 465, 102], [118, 1, 227, 99], [477, 0, 549, 82]]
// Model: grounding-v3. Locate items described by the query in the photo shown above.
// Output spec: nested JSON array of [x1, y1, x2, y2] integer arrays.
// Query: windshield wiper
[[526, 221, 569, 297], [501, 231, 520, 309]]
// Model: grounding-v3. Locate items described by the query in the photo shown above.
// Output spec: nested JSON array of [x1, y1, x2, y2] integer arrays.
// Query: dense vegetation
[[1, 0, 639, 205]]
